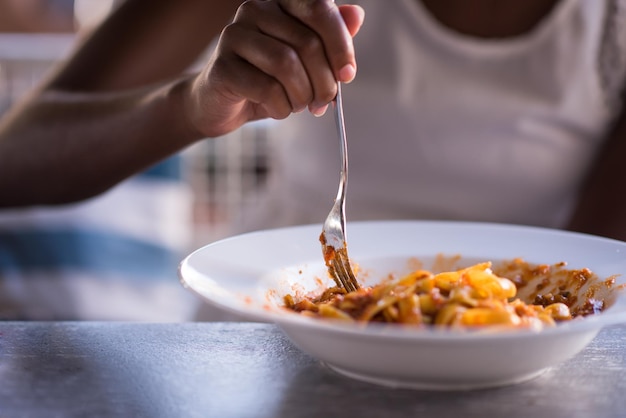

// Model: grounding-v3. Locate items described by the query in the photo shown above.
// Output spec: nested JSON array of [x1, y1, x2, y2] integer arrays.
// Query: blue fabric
[[0, 228, 179, 279], [140, 156, 183, 181], [0, 155, 191, 320]]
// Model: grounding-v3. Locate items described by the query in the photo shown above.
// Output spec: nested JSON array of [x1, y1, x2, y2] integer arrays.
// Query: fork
[[319, 82, 360, 293]]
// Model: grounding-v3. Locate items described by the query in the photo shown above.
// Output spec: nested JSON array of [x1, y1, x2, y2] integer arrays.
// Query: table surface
[[1, 321, 625, 418]]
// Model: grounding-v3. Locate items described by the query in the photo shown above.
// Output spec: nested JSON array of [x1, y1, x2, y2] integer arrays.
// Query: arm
[[0, 0, 364, 207], [567, 100, 626, 241], [0, 0, 74, 33], [0, 0, 239, 206]]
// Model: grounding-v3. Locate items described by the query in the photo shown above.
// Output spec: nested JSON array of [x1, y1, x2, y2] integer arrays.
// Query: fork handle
[[333, 82, 349, 206]]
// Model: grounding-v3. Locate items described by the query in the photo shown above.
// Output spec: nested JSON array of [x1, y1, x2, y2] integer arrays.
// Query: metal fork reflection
[[319, 82, 359, 293]]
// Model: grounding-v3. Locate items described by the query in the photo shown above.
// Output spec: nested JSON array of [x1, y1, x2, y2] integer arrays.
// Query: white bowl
[[179, 220, 626, 390]]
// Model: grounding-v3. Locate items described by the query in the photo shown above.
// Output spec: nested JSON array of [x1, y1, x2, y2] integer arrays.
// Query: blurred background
[[0, 0, 271, 248]]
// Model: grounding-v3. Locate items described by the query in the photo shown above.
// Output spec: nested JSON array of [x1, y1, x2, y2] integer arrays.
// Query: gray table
[[0, 322, 625, 418]]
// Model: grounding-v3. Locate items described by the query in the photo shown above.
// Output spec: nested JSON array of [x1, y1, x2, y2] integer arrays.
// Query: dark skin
[[0, 0, 623, 241], [0, 0, 364, 205], [421, 0, 626, 241], [567, 104, 626, 240], [419, 0, 561, 38], [0, 0, 74, 33]]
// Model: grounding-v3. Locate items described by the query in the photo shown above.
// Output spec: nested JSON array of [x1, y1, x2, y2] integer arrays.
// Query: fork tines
[[330, 248, 359, 293]]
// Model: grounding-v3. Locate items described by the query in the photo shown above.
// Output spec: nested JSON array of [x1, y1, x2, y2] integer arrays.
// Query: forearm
[[0, 0, 364, 208], [0, 76, 202, 207]]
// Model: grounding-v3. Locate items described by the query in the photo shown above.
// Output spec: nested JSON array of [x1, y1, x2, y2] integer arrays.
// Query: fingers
[[218, 27, 308, 114], [210, 0, 363, 120], [338, 4, 365, 38], [208, 52, 294, 121], [277, 0, 362, 82], [230, 1, 336, 113]]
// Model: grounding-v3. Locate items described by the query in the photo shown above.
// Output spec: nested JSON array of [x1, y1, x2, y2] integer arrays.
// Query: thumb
[[338, 5, 365, 37]]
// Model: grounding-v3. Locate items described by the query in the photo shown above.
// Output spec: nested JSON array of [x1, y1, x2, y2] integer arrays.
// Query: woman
[[239, 0, 626, 242], [0, 0, 364, 320]]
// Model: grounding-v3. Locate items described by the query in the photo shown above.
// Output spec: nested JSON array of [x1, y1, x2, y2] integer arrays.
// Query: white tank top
[[239, 0, 626, 232]]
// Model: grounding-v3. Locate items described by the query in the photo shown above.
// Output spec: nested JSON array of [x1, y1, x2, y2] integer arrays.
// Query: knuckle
[[273, 107, 292, 120], [218, 19, 248, 46], [295, 32, 323, 57], [316, 85, 336, 105], [263, 85, 292, 119], [273, 45, 302, 75], [280, 0, 334, 18], [237, 0, 264, 17], [306, 0, 335, 18], [218, 22, 236, 42], [263, 81, 286, 103]]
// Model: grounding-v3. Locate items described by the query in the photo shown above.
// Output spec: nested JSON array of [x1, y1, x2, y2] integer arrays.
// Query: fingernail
[[338, 64, 356, 83], [311, 104, 328, 117]]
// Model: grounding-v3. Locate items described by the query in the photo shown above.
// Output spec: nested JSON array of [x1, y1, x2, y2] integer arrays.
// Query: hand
[[185, 0, 364, 138]]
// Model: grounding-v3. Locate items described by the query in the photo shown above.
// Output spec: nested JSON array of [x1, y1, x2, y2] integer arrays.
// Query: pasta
[[283, 261, 609, 331]]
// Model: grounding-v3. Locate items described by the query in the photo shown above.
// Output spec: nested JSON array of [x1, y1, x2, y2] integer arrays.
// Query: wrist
[[164, 75, 206, 143]]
